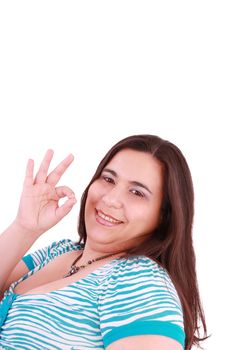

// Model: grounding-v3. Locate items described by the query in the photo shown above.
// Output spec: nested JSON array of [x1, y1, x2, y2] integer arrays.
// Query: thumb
[[55, 185, 76, 199], [55, 186, 77, 220], [56, 195, 77, 220]]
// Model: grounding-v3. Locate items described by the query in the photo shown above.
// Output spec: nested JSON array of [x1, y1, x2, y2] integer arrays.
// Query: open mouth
[[95, 209, 123, 225]]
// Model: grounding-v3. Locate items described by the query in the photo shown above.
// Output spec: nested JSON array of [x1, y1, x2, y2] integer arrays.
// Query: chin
[[86, 226, 116, 244]]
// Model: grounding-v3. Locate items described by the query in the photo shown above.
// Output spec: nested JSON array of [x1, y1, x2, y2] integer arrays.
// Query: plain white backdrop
[[0, 1, 232, 349]]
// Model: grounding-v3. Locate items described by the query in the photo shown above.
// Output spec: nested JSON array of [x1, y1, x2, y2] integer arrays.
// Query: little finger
[[46, 154, 74, 186], [23, 159, 34, 187]]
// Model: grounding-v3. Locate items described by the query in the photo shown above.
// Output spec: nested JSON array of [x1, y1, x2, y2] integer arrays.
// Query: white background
[[0, 1, 232, 349]]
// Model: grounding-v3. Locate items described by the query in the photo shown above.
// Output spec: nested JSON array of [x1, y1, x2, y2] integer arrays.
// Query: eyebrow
[[102, 168, 153, 195]]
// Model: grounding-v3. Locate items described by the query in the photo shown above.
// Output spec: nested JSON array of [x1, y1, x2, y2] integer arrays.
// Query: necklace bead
[[63, 250, 120, 278]]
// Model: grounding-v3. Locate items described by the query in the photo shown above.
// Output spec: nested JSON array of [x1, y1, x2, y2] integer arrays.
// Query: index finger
[[46, 153, 74, 186]]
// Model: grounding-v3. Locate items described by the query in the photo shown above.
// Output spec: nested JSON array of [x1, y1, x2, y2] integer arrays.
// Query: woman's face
[[84, 149, 164, 253]]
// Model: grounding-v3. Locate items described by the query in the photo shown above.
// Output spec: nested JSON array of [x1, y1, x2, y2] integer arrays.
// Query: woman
[[0, 134, 207, 349]]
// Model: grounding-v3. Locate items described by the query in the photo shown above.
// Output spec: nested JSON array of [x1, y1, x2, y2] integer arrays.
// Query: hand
[[14, 150, 77, 237]]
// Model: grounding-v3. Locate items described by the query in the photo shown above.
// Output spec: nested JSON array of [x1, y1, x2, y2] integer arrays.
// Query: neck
[[79, 241, 125, 265]]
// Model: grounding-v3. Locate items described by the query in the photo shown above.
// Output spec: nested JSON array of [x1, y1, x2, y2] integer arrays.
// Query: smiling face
[[84, 149, 164, 254]]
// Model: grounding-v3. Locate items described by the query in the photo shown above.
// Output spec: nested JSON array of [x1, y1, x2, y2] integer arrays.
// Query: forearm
[[0, 221, 38, 292]]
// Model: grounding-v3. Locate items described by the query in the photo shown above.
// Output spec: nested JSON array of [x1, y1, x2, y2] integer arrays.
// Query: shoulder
[[48, 238, 82, 257], [109, 255, 177, 290], [99, 255, 185, 349], [22, 238, 82, 270], [101, 254, 183, 312]]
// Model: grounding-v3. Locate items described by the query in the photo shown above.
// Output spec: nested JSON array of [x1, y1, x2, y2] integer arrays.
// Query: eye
[[130, 189, 145, 198], [102, 175, 115, 184]]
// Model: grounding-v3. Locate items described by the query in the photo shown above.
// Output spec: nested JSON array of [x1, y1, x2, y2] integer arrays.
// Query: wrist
[[11, 220, 42, 240]]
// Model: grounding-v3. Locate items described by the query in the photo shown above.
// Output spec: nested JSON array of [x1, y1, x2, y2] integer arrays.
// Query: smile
[[95, 209, 123, 225]]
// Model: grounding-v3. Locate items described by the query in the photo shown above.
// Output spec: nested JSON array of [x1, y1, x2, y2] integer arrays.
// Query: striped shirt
[[0, 239, 185, 349]]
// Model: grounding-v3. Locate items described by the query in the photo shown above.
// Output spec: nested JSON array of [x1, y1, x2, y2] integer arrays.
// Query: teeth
[[97, 211, 121, 223]]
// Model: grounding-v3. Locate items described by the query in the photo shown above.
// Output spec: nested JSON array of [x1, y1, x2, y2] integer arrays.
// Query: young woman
[[0, 134, 207, 349]]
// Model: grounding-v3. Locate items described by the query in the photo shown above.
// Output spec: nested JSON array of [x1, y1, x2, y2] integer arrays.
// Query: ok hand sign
[[14, 150, 77, 238]]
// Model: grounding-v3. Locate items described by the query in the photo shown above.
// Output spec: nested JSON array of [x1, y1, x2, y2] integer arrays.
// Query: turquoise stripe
[[22, 254, 34, 271], [103, 320, 185, 348], [0, 293, 17, 327]]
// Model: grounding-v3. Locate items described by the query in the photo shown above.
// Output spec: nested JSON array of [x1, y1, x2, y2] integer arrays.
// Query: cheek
[[131, 204, 161, 231], [86, 182, 105, 206]]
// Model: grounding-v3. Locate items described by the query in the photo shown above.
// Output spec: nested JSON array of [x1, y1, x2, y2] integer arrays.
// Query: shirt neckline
[[12, 255, 124, 297]]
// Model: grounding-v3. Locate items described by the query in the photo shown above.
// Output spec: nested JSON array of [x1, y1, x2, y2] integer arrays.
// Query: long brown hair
[[77, 134, 208, 349]]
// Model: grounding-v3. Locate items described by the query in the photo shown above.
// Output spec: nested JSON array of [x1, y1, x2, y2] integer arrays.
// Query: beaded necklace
[[63, 250, 120, 278]]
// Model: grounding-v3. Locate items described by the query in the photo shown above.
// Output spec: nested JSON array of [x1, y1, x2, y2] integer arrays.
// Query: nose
[[101, 187, 123, 209]]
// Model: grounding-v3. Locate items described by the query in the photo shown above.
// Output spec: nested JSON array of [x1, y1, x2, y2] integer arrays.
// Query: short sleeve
[[22, 238, 81, 271], [98, 256, 185, 349]]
